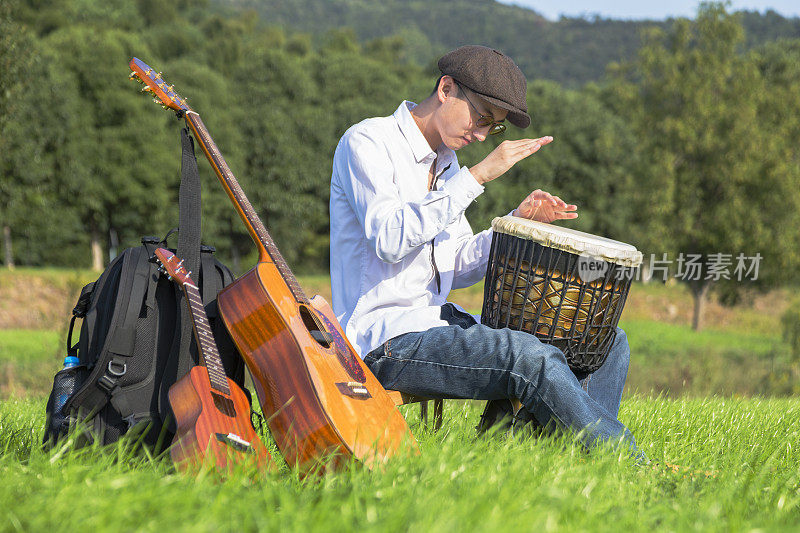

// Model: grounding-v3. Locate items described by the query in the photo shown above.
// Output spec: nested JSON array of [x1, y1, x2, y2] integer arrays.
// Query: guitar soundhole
[[318, 313, 367, 383], [211, 391, 236, 417]]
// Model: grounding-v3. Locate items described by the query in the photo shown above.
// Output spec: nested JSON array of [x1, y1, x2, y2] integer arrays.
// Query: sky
[[498, 0, 800, 21]]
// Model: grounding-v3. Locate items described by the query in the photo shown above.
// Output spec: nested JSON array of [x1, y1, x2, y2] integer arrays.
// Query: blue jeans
[[365, 304, 643, 459]]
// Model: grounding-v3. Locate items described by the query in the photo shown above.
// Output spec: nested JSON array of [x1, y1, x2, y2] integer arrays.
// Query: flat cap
[[438, 45, 530, 129]]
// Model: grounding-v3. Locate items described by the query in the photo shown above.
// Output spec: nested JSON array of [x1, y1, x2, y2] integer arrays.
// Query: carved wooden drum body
[[481, 216, 642, 373]]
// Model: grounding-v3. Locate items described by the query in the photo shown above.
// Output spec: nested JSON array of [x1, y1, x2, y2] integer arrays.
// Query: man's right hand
[[469, 136, 553, 185]]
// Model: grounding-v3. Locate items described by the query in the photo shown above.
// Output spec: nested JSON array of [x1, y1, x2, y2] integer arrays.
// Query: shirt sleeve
[[333, 128, 484, 264], [451, 216, 493, 290]]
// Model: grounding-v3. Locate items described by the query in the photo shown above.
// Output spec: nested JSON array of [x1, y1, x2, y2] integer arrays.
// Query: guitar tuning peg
[[141, 86, 152, 93], [161, 105, 168, 110], [145, 68, 153, 76], [167, 85, 174, 92], [152, 98, 161, 104], [128, 72, 137, 80]]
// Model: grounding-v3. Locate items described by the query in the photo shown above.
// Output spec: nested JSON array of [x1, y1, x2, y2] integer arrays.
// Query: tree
[[606, 3, 800, 330], [0, 1, 35, 269], [40, 27, 174, 270], [461, 80, 642, 247]]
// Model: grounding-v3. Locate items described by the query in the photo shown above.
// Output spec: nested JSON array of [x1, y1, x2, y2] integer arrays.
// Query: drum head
[[491, 216, 642, 267]]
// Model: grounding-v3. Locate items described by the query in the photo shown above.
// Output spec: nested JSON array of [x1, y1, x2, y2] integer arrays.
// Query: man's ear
[[437, 75, 455, 104]]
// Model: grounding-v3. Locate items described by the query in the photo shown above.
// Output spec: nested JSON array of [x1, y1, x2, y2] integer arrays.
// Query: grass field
[[1, 270, 799, 531], [1, 395, 798, 531]]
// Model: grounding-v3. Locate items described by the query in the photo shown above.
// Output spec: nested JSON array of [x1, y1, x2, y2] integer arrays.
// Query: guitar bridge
[[336, 381, 371, 399], [215, 432, 254, 453]]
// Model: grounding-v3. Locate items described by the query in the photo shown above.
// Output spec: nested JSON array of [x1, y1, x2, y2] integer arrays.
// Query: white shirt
[[330, 101, 493, 357]]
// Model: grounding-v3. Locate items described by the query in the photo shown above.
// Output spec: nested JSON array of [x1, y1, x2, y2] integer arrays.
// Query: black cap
[[438, 45, 530, 129]]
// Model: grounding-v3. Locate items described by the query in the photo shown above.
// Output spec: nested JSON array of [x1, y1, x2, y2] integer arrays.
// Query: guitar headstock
[[128, 57, 190, 114], [153, 248, 195, 286]]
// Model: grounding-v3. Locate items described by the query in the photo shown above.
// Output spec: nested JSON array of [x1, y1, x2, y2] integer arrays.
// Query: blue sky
[[498, 0, 800, 20]]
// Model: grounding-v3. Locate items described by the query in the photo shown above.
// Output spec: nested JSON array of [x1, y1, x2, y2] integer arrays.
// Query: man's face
[[435, 77, 509, 151]]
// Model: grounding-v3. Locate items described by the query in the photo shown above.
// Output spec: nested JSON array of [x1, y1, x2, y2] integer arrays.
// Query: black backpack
[[43, 128, 245, 449]]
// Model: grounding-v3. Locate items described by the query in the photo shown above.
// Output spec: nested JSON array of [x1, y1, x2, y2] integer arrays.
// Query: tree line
[[223, 0, 800, 87], [2, 0, 800, 328]]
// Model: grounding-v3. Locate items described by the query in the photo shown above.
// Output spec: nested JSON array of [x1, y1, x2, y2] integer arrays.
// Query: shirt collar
[[394, 101, 437, 163]]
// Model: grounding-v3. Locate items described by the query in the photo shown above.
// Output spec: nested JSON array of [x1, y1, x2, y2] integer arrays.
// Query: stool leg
[[420, 400, 428, 426], [433, 399, 444, 431]]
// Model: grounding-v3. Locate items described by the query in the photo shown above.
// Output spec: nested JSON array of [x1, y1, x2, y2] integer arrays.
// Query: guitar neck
[[182, 281, 232, 396], [183, 110, 309, 305]]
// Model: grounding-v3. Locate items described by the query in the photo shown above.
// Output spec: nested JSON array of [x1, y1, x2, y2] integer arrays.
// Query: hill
[[217, 0, 800, 86]]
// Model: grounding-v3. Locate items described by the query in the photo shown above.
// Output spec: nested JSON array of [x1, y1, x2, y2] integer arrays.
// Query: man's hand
[[469, 136, 553, 185], [513, 189, 578, 223]]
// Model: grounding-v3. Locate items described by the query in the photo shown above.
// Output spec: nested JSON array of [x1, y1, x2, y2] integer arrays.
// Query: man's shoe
[[476, 399, 514, 434]]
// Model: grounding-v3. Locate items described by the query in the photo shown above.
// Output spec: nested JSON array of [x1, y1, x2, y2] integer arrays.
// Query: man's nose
[[473, 129, 487, 142]]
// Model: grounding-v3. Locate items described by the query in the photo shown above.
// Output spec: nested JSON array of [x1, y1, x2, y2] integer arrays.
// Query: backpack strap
[[105, 249, 151, 358], [142, 237, 164, 312], [200, 252, 219, 311], [67, 282, 95, 357], [66, 248, 154, 423]]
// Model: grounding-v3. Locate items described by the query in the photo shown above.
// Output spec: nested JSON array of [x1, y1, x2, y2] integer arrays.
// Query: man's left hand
[[513, 189, 578, 223]]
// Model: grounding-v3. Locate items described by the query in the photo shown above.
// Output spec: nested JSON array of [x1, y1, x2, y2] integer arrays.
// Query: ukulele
[[153, 247, 274, 474], [131, 58, 417, 473]]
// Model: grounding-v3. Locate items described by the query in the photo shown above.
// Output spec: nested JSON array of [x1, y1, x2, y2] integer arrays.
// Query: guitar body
[[218, 262, 417, 473], [169, 365, 273, 473]]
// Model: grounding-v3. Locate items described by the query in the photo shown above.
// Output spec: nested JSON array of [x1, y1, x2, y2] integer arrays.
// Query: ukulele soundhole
[[211, 391, 236, 417]]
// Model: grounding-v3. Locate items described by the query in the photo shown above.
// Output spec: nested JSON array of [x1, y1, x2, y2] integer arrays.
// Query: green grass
[[0, 267, 96, 285], [0, 330, 61, 364], [622, 318, 779, 359], [620, 319, 799, 397], [1, 396, 798, 531], [2, 313, 798, 398], [2, 271, 799, 529], [0, 330, 62, 397]]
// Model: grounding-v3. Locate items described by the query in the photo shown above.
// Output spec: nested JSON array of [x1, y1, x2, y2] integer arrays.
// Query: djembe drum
[[481, 216, 642, 374]]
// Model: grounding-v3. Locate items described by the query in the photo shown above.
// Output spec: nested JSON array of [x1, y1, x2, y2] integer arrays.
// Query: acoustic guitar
[[130, 58, 417, 473], [153, 247, 274, 474]]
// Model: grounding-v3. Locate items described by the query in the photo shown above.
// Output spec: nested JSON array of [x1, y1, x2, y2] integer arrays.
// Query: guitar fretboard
[[183, 282, 231, 395], [185, 111, 309, 304]]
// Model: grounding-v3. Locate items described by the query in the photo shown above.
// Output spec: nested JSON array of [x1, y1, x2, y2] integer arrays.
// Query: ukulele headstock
[[153, 248, 194, 286], [128, 57, 190, 114]]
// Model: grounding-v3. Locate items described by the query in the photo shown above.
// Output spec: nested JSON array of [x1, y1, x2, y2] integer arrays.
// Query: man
[[329, 45, 643, 459]]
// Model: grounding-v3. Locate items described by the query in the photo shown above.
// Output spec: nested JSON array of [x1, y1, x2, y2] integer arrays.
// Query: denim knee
[[502, 329, 574, 394], [604, 327, 631, 372]]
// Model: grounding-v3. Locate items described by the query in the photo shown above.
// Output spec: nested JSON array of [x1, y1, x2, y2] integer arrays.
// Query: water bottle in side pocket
[[43, 355, 87, 447]]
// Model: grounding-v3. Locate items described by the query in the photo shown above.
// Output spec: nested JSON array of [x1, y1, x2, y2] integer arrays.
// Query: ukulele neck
[[181, 281, 231, 396]]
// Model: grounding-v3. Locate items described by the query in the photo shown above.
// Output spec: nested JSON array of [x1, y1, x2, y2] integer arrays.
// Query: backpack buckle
[[123, 414, 139, 430], [97, 374, 117, 393]]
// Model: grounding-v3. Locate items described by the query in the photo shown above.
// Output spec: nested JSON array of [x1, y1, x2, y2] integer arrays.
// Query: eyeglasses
[[454, 81, 506, 135]]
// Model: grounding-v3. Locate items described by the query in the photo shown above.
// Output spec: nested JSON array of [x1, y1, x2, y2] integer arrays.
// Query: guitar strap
[[168, 127, 203, 393]]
